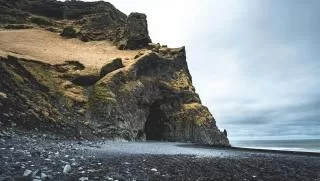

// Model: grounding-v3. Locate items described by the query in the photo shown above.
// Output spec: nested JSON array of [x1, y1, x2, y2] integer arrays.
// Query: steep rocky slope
[[0, 0, 229, 146]]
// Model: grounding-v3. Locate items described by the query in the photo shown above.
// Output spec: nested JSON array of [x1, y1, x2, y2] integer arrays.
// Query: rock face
[[118, 13, 152, 50], [89, 48, 228, 145], [0, 0, 151, 49], [0, 56, 85, 135], [0, 0, 229, 146]]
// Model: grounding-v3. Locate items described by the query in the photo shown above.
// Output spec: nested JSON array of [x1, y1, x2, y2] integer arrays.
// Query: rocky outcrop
[[0, 0, 229, 146], [0, 0, 151, 49], [0, 55, 88, 135], [89, 47, 228, 145], [117, 13, 152, 50], [0, 47, 229, 145]]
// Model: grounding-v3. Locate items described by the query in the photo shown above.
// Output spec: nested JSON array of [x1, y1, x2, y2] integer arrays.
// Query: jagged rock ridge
[[0, 0, 229, 146], [0, 0, 151, 49]]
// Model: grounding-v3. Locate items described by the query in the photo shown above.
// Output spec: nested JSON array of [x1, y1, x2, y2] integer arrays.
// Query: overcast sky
[[83, 0, 320, 141]]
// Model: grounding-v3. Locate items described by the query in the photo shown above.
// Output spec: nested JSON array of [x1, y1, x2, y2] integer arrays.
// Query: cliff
[[0, 0, 229, 146], [0, 0, 151, 49]]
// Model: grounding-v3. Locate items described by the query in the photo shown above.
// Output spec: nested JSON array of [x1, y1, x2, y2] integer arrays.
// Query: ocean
[[231, 139, 320, 153]]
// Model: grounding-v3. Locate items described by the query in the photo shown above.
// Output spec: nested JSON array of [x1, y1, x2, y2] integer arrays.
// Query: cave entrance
[[144, 103, 166, 141]]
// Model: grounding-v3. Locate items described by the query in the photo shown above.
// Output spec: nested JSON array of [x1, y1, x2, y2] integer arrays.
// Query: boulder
[[148, 43, 160, 50], [61, 26, 77, 38], [100, 58, 124, 78]]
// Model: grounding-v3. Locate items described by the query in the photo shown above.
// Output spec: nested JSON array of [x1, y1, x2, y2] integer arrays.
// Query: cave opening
[[144, 102, 166, 141]]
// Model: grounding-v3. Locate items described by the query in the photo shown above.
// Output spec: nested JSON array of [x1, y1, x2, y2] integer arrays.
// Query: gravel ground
[[1, 129, 320, 181]]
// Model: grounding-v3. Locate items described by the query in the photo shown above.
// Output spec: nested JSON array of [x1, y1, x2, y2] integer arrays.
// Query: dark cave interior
[[144, 103, 166, 141]]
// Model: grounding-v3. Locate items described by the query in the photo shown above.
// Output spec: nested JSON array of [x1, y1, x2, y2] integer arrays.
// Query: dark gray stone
[[100, 58, 124, 78]]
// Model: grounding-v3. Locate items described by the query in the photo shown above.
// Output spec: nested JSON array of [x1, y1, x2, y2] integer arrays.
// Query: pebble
[[79, 177, 89, 181], [63, 164, 71, 174], [150, 168, 158, 172], [23, 169, 32, 176], [40, 173, 47, 179], [31, 169, 40, 178]]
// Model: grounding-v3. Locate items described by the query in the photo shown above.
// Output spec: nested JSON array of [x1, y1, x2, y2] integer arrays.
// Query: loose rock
[[63, 165, 71, 175], [23, 170, 32, 177]]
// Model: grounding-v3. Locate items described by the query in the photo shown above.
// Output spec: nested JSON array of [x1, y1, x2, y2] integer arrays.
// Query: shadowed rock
[[61, 26, 77, 38], [90, 48, 230, 146], [100, 58, 124, 78], [71, 74, 100, 87]]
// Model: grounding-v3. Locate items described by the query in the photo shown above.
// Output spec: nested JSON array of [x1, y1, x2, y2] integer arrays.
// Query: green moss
[[169, 71, 191, 90], [195, 115, 207, 126], [182, 103, 213, 126], [119, 81, 138, 95], [91, 84, 117, 105], [22, 63, 57, 94], [65, 97, 74, 109], [29, 16, 53, 26], [3, 64, 24, 83]]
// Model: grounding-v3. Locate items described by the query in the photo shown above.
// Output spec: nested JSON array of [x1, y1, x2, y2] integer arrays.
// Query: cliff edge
[[0, 0, 229, 146]]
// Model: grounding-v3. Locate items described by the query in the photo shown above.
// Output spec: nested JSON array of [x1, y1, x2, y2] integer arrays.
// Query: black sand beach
[[1, 129, 320, 181]]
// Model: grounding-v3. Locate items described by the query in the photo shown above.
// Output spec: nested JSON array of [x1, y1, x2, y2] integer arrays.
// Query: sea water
[[231, 139, 320, 153]]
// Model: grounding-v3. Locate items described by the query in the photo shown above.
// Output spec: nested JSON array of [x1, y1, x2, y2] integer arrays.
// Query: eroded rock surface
[[0, 0, 229, 146], [0, 46, 229, 145], [89, 48, 228, 145], [0, 0, 151, 49], [117, 13, 152, 50]]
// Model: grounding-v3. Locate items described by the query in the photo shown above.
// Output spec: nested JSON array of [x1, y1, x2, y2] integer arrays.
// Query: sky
[[82, 0, 320, 141]]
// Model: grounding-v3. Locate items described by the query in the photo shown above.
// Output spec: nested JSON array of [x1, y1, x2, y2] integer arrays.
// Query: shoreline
[[183, 143, 320, 156], [230, 146, 320, 156], [1, 129, 320, 181]]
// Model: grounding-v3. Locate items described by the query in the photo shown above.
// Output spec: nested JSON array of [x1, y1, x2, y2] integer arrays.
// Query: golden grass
[[0, 29, 140, 69], [182, 103, 213, 126]]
